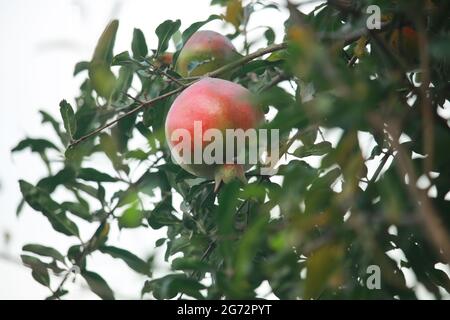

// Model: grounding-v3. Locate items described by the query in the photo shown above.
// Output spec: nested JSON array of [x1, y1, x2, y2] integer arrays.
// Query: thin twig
[[123, 92, 144, 104], [149, 64, 185, 87], [262, 72, 290, 90]]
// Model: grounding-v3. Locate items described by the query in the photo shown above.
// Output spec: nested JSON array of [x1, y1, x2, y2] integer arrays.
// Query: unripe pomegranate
[[165, 78, 263, 188], [175, 30, 239, 78]]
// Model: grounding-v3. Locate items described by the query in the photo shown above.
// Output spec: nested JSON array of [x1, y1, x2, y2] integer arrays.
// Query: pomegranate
[[165, 77, 263, 188], [176, 30, 239, 78]]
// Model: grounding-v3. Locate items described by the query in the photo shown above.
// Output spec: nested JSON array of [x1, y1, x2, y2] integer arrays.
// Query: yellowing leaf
[[89, 63, 117, 99]]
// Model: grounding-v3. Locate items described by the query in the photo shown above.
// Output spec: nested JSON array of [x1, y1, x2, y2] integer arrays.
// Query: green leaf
[[112, 51, 132, 66], [99, 245, 151, 275], [299, 129, 318, 147], [430, 268, 450, 293], [12, 138, 59, 153], [89, 63, 117, 99], [166, 236, 192, 257], [89, 222, 110, 250], [72, 105, 97, 142], [138, 171, 168, 197], [181, 15, 222, 45], [155, 19, 181, 56], [59, 100, 77, 140], [430, 34, 450, 62], [172, 257, 210, 272], [131, 28, 148, 59], [39, 110, 68, 145], [147, 201, 181, 229], [309, 167, 341, 192], [19, 180, 79, 237], [368, 145, 383, 160], [234, 216, 268, 284], [264, 27, 275, 45], [73, 61, 90, 76], [98, 133, 129, 173], [125, 149, 148, 161], [254, 85, 295, 112], [21, 255, 50, 287], [88, 20, 119, 98], [155, 238, 166, 247], [97, 183, 106, 205], [16, 198, 25, 216], [111, 109, 137, 152], [293, 141, 332, 158], [71, 182, 99, 199], [231, 60, 280, 79], [217, 181, 240, 237], [171, 30, 182, 48], [135, 121, 152, 138], [32, 269, 50, 287], [46, 289, 68, 300], [211, 0, 229, 6], [215, 181, 240, 265], [112, 66, 134, 103], [78, 168, 116, 183], [23, 244, 65, 264], [81, 270, 115, 300], [61, 201, 92, 221], [37, 167, 76, 193]]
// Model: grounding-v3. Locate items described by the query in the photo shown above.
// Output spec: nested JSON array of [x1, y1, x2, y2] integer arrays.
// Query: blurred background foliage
[[12, 0, 450, 299]]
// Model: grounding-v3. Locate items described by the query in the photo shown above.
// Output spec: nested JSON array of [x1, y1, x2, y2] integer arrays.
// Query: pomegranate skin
[[175, 30, 238, 78], [165, 77, 263, 178]]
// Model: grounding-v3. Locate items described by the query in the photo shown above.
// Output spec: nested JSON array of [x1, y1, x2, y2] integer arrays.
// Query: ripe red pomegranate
[[165, 77, 263, 188], [176, 30, 239, 78]]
